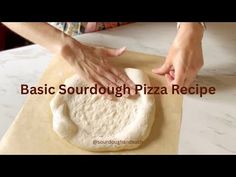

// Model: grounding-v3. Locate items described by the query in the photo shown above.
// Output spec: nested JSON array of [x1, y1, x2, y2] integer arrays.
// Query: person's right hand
[[152, 23, 204, 88], [60, 40, 136, 99]]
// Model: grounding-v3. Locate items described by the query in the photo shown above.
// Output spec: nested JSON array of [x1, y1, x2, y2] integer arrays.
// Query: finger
[[97, 74, 134, 99], [184, 71, 197, 88], [95, 75, 111, 87], [83, 67, 109, 88], [106, 73, 132, 98], [169, 70, 175, 79], [87, 64, 130, 97], [95, 74, 119, 93], [84, 74, 113, 100], [97, 47, 126, 57], [103, 71, 122, 87], [103, 72, 130, 98], [94, 66, 126, 88], [165, 74, 174, 87], [152, 62, 172, 75], [90, 80, 113, 100], [172, 62, 186, 87], [84, 64, 113, 87], [110, 67, 136, 95], [98, 72, 133, 98]]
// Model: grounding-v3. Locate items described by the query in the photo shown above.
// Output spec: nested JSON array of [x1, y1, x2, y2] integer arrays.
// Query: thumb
[[101, 46, 126, 57], [152, 62, 171, 75]]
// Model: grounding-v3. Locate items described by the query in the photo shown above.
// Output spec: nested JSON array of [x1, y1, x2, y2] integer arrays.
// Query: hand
[[60, 40, 136, 98], [152, 23, 204, 88], [1, 22, 136, 97]]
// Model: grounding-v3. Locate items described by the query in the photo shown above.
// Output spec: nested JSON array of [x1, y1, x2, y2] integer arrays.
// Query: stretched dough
[[50, 68, 155, 152]]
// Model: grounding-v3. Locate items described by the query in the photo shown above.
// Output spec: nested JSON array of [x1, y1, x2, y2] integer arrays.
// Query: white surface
[[0, 22, 236, 153], [0, 45, 52, 138]]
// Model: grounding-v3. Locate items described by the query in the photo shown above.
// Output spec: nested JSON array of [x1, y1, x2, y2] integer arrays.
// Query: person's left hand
[[152, 23, 204, 88]]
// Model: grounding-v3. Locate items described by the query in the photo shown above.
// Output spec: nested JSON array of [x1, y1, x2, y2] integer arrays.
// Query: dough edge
[[50, 68, 156, 152]]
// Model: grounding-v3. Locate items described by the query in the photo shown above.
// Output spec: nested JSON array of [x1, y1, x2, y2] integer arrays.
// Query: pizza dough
[[50, 68, 155, 152]]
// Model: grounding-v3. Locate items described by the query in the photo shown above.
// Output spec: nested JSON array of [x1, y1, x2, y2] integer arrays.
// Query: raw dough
[[50, 68, 155, 152]]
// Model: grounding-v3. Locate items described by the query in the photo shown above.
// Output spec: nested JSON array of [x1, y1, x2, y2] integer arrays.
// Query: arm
[[152, 22, 204, 87], [2, 22, 68, 54], [2, 23, 136, 98]]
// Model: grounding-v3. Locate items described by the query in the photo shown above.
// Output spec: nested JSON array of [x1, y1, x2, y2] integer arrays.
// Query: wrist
[[174, 23, 204, 47], [58, 35, 83, 62]]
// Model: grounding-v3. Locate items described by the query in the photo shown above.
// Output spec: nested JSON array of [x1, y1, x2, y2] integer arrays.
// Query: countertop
[[0, 22, 236, 154]]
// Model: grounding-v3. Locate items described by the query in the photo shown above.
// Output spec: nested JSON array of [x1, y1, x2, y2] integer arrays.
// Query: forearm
[[2, 23, 136, 91], [174, 23, 204, 47], [2, 22, 80, 55]]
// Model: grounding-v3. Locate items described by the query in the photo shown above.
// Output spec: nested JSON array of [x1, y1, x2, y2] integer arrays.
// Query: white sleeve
[[177, 22, 206, 30]]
